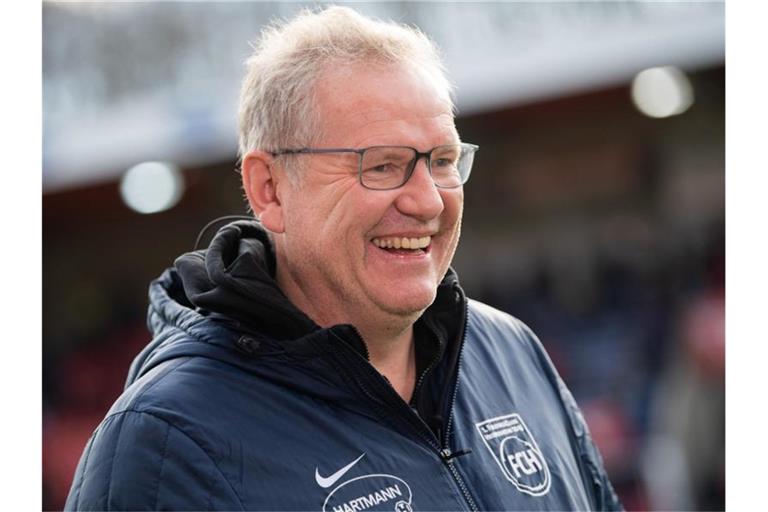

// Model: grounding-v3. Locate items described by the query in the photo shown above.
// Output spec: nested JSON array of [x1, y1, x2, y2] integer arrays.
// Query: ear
[[241, 150, 286, 233]]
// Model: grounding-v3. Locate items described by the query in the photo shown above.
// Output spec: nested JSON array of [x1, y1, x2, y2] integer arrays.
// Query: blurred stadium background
[[42, 2, 724, 510]]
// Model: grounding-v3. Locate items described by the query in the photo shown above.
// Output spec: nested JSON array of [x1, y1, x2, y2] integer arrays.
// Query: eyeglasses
[[270, 143, 479, 190]]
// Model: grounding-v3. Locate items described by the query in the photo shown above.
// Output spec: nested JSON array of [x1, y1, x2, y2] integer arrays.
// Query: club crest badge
[[475, 413, 551, 497]]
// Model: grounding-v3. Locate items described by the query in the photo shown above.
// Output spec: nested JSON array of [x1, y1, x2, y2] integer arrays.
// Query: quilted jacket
[[65, 221, 621, 511]]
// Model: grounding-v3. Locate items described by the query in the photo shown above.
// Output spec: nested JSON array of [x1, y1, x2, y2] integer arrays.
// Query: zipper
[[346, 324, 370, 361], [442, 294, 469, 455], [332, 301, 479, 511], [438, 296, 478, 511], [409, 330, 441, 409]]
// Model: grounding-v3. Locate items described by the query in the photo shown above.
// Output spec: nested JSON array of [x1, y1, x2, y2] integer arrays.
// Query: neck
[[359, 324, 418, 403]]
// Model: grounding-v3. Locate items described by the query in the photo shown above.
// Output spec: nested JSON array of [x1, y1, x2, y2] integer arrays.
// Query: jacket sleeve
[[555, 377, 624, 511], [517, 320, 624, 511], [65, 409, 244, 511]]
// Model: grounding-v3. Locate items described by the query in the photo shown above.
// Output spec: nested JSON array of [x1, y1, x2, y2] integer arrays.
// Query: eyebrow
[[370, 147, 414, 159]]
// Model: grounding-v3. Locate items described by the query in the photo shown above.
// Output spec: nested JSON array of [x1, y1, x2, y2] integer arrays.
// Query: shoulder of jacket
[[116, 352, 252, 421], [467, 298, 517, 324], [127, 354, 187, 398], [65, 408, 244, 510], [466, 299, 539, 347], [464, 298, 563, 385]]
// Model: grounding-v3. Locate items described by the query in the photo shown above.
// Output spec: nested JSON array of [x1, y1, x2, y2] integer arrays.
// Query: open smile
[[370, 235, 432, 256]]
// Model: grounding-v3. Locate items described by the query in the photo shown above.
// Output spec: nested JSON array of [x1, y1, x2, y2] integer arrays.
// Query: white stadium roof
[[43, 1, 724, 193]]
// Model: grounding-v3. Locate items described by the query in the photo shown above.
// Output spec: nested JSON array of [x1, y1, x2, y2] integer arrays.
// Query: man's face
[[274, 62, 464, 325]]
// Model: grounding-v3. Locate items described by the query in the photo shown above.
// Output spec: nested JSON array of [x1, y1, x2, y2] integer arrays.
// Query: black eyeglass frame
[[269, 143, 479, 190]]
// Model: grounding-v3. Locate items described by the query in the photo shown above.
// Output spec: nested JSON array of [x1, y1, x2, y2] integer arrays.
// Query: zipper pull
[[441, 447, 473, 462]]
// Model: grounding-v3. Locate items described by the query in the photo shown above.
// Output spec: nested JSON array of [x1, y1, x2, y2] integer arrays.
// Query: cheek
[[441, 189, 464, 227], [296, 199, 381, 270], [338, 192, 395, 233], [320, 181, 371, 222], [439, 192, 464, 263]]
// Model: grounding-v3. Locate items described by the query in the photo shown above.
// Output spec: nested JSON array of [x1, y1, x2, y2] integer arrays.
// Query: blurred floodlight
[[119, 161, 184, 214], [631, 66, 694, 118]]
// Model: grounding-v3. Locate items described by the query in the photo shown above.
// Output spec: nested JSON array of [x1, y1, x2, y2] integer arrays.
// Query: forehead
[[313, 61, 457, 146]]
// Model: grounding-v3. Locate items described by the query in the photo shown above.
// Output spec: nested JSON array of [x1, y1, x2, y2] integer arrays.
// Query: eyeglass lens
[[359, 145, 475, 190]]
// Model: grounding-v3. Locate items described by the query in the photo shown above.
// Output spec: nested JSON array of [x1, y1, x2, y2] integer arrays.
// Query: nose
[[394, 157, 445, 220]]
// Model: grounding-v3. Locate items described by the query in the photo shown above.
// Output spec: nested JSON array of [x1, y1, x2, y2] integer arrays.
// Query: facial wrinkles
[[278, 189, 359, 325], [357, 103, 452, 124], [350, 111, 457, 148], [306, 125, 458, 234], [304, 162, 364, 227]]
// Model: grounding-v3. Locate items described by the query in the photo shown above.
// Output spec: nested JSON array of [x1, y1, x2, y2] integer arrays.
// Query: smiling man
[[65, 7, 621, 511]]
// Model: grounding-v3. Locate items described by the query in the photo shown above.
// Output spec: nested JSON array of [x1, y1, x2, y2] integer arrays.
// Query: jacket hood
[[174, 220, 319, 340]]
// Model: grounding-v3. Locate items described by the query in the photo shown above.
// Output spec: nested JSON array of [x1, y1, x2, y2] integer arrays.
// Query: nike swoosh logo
[[315, 453, 366, 488]]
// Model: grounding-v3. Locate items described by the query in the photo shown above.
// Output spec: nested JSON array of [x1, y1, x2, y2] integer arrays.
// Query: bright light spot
[[631, 66, 694, 118], [119, 161, 184, 214]]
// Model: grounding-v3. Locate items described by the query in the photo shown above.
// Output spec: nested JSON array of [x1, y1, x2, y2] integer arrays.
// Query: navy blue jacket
[[65, 221, 621, 511]]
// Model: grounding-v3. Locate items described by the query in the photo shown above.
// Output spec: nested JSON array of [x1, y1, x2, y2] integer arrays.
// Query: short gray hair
[[237, 6, 454, 163]]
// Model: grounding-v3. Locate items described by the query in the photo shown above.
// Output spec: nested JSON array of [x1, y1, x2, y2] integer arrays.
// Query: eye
[[364, 161, 399, 174], [365, 162, 395, 174], [431, 147, 460, 169], [433, 157, 456, 168]]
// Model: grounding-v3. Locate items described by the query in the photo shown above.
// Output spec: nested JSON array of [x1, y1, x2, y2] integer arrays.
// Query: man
[[66, 7, 621, 511]]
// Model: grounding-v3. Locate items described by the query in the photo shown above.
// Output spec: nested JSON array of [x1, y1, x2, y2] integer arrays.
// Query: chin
[[375, 287, 437, 318]]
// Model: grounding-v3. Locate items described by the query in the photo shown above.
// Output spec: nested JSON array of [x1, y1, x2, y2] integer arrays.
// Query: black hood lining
[[174, 220, 319, 341]]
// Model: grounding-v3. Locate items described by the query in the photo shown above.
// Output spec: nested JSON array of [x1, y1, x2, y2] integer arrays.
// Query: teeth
[[372, 236, 431, 250]]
